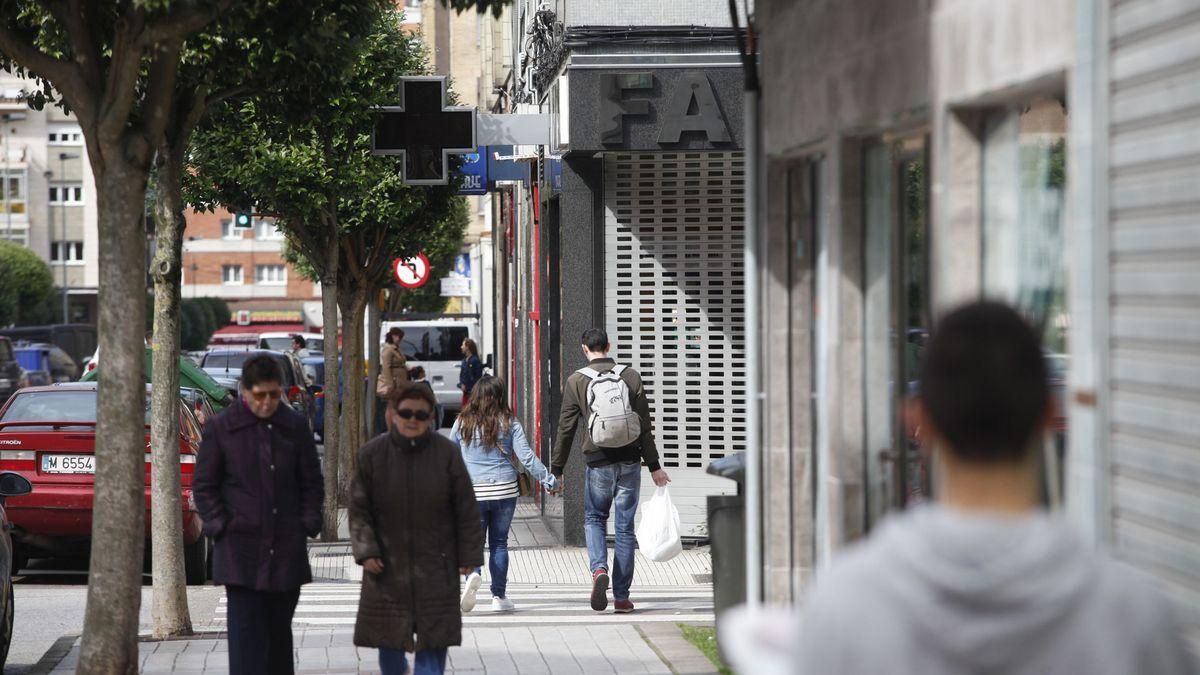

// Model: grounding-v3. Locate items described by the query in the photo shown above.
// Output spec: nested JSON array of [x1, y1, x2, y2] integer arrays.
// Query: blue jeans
[[584, 461, 641, 601], [379, 647, 448, 675], [476, 497, 517, 598]]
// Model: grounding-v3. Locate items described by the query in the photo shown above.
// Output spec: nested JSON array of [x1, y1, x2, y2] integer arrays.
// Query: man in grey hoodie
[[788, 301, 1194, 674]]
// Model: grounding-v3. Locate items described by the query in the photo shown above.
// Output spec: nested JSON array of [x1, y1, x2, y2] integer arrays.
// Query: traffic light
[[234, 212, 253, 229]]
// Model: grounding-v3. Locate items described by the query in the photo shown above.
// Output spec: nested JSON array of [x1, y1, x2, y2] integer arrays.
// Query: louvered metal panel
[[1108, 0, 1200, 650], [603, 151, 745, 538]]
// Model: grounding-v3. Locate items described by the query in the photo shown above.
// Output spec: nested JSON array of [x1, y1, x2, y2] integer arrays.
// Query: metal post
[[3, 120, 9, 240], [743, 90, 762, 608]]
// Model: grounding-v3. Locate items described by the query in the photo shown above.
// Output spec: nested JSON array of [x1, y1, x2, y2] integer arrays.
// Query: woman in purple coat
[[194, 355, 324, 675]]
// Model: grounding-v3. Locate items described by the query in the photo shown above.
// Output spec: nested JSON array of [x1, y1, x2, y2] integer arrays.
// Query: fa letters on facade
[[600, 72, 732, 147]]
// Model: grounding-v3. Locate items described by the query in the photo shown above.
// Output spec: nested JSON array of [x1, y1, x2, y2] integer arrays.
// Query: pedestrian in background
[[350, 383, 484, 675], [451, 376, 560, 613], [194, 355, 324, 675], [290, 333, 309, 359], [552, 328, 669, 613], [408, 365, 442, 428], [376, 326, 408, 435], [774, 301, 1194, 674], [458, 337, 483, 408]]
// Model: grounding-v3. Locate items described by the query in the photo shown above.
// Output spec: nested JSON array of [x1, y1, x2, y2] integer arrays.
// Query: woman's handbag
[[500, 446, 534, 497]]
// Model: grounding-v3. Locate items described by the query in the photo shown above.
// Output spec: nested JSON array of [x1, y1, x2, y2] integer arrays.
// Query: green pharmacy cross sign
[[372, 76, 477, 185]]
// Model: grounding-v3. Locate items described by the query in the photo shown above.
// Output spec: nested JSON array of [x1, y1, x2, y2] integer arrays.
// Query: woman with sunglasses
[[350, 384, 484, 675], [451, 376, 560, 613]]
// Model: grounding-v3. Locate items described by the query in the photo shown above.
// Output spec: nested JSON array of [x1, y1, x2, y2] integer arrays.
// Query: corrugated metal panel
[[1108, 0, 1200, 649], [603, 151, 744, 538]]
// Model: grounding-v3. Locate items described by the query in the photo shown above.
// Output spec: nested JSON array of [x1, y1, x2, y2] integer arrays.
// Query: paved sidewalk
[[35, 500, 719, 674]]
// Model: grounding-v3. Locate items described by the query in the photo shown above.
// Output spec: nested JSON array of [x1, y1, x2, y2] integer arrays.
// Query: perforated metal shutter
[[1106, 0, 1200, 649], [603, 152, 745, 538]]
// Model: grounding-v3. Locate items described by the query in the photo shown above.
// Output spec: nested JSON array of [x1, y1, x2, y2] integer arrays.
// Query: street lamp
[[57, 152, 79, 323], [1, 111, 28, 241]]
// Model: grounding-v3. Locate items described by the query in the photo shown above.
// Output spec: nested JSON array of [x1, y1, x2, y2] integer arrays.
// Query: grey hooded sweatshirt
[[791, 505, 1195, 675]]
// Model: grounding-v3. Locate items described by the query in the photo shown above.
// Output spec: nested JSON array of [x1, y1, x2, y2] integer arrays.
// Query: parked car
[[200, 350, 317, 431], [13, 342, 79, 382], [0, 324, 96, 371], [300, 355, 341, 441], [0, 339, 19, 407], [259, 331, 324, 354], [0, 471, 33, 668], [80, 347, 233, 413], [0, 383, 209, 584]]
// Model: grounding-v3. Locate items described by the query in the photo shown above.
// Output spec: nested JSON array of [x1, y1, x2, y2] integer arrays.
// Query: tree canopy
[[0, 239, 54, 327]]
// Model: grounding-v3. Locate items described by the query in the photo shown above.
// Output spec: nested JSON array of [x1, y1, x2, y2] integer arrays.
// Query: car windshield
[[203, 353, 253, 370], [399, 327, 469, 361], [0, 390, 152, 426]]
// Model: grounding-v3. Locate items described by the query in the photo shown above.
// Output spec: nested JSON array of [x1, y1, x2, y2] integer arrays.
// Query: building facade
[[502, 0, 748, 544], [0, 74, 100, 325], [181, 208, 321, 329], [756, 0, 1198, 653]]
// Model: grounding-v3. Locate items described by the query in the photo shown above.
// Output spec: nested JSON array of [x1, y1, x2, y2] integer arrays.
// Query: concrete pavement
[[31, 500, 720, 674]]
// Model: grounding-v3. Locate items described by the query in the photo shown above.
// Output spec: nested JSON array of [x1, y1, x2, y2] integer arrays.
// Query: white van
[[378, 318, 480, 418]]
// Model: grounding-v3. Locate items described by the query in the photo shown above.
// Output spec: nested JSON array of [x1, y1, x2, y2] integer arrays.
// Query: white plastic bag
[[636, 486, 683, 562]]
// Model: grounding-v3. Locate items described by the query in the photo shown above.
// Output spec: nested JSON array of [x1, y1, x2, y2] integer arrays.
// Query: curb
[[27, 633, 78, 675], [637, 623, 721, 675]]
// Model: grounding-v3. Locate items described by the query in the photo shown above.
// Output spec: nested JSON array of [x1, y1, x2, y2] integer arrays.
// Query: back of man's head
[[919, 301, 1048, 463], [581, 328, 609, 353]]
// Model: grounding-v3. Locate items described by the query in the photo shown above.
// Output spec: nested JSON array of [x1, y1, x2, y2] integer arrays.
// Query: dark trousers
[[225, 585, 301, 675]]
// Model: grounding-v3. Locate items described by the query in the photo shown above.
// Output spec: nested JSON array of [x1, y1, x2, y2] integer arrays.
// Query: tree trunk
[[336, 285, 369, 504], [148, 147, 193, 638], [319, 238, 341, 541], [79, 161, 150, 675]]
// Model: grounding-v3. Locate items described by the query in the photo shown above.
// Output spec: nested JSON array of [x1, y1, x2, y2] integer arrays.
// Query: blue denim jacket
[[451, 416, 560, 491]]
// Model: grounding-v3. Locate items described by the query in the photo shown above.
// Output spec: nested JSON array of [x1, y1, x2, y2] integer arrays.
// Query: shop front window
[[982, 96, 1069, 504], [863, 135, 932, 526]]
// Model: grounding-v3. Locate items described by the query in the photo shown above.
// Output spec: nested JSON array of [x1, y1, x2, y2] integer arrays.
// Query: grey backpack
[[578, 365, 642, 448]]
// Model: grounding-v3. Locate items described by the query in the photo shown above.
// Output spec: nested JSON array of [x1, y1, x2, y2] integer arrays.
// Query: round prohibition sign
[[394, 253, 432, 289]]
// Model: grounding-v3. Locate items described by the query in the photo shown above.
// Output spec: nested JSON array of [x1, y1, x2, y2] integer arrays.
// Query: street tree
[[187, 7, 465, 521], [0, 239, 53, 326], [0, 3, 237, 670], [144, 0, 384, 638]]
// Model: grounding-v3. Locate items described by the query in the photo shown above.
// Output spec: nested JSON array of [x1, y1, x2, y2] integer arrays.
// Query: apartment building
[[0, 74, 99, 324], [181, 208, 321, 329]]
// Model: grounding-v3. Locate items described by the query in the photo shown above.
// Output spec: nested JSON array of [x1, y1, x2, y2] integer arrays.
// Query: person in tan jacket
[[376, 327, 408, 434]]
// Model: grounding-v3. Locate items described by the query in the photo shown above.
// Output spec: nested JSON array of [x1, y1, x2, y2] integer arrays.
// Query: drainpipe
[[729, 0, 762, 608]]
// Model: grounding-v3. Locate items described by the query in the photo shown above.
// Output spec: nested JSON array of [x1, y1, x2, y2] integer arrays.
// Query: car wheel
[[184, 537, 208, 585], [0, 582, 13, 668]]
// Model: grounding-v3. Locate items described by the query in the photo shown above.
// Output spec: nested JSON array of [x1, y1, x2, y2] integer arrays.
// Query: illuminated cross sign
[[372, 76, 477, 185]]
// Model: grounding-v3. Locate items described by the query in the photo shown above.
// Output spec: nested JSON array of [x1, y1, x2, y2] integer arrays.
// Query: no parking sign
[[394, 253, 432, 289]]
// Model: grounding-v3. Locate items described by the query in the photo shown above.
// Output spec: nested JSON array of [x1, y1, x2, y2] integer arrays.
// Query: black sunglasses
[[395, 409, 432, 421]]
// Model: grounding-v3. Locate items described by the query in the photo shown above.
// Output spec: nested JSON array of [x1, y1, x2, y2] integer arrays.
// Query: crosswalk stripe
[[213, 580, 714, 627]]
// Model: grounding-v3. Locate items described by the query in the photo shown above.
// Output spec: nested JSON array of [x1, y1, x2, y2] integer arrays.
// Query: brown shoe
[[614, 599, 634, 613], [591, 569, 610, 611]]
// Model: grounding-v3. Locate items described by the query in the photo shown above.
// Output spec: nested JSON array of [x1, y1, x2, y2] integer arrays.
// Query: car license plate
[[42, 454, 95, 474]]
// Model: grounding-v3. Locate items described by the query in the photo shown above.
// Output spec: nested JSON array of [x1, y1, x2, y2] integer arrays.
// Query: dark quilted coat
[[350, 429, 483, 651], [193, 400, 323, 592]]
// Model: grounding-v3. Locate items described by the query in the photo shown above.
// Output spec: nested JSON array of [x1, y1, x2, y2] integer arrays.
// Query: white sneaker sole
[[461, 574, 482, 612]]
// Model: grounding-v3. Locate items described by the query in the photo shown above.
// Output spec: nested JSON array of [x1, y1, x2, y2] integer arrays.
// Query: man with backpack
[[552, 328, 670, 613]]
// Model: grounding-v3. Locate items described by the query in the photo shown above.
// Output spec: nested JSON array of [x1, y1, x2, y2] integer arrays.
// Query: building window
[[1, 170, 25, 215], [255, 264, 287, 285], [48, 184, 84, 205], [256, 220, 284, 240], [50, 240, 84, 263], [47, 127, 83, 145], [221, 218, 243, 240], [222, 264, 244, 285]]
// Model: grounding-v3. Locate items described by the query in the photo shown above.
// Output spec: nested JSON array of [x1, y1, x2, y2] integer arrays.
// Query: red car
[[0, 382, 209, 583]]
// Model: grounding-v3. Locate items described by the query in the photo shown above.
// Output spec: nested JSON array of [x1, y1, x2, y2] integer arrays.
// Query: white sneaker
[[461, 572, 482, 612], [491, 596, 515, 612]]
